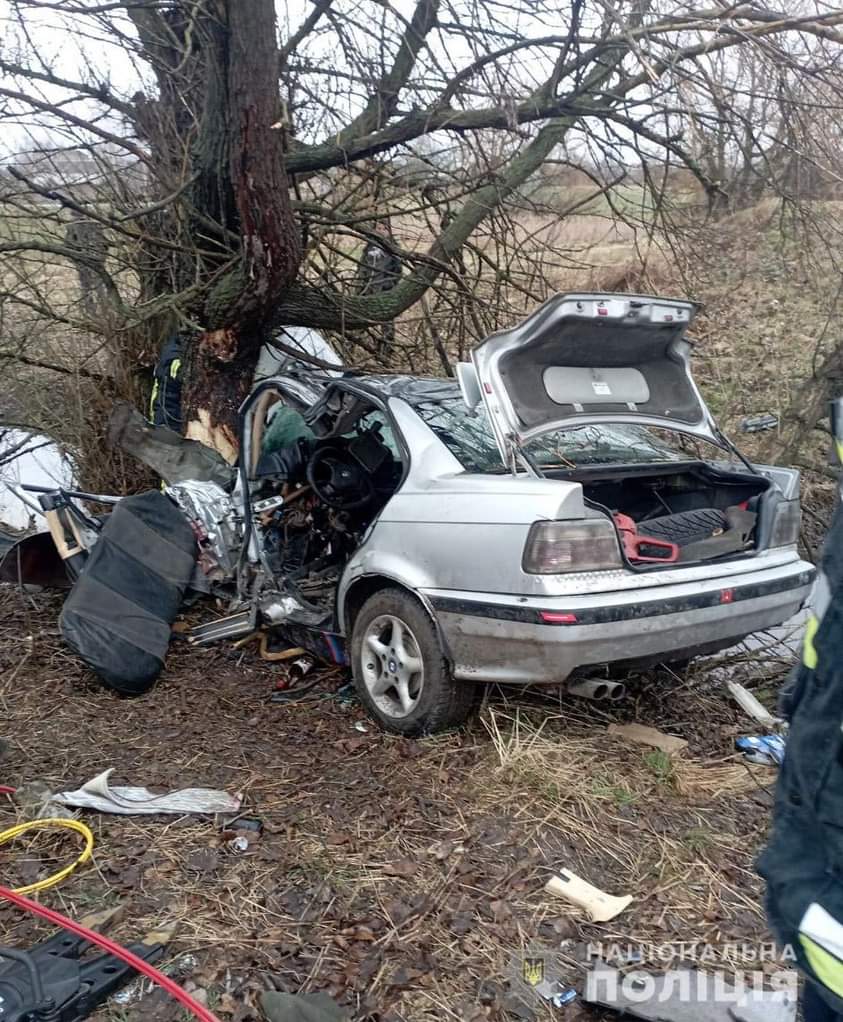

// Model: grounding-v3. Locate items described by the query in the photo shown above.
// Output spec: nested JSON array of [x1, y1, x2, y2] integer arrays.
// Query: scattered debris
[[353, 721, 369, 733], [54, 767, 242, 815], [260, 989, 349, 1022], [546, 985, 577, 1008], [287, 656, 316, 683], [0, 910, 173, 1022], [740, 413, 779, 433], [554, 987, 577, 1007], [544, 870, 633, 923], [501, 992, 537, 1021], [584, 960, 796, 1022], [0, 581, 803, 1018], [223, 816, 263, 836], [531, 976, 578, 1006], [736, 734, 786, 766], [607, 723, 688, 756], [232, 632, 306, 662], [112, 954, 198, 1006], [220, 818, 262, 854], [726, 681, 781, 728]]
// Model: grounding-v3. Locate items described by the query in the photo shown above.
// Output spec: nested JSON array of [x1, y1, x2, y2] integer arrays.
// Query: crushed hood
[[471, 293, 721, 462]]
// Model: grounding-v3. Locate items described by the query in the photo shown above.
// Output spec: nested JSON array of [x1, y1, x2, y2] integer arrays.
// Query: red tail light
[[523, 519, 623, 574]]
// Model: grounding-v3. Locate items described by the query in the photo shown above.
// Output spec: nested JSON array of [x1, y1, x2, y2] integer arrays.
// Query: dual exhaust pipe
[[567, 678, 627, 703]]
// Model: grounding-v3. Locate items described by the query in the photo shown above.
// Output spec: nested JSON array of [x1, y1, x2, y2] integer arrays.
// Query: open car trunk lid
[[470, 293, 721, 466]]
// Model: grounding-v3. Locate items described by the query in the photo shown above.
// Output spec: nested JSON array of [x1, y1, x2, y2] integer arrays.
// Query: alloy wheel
[[360, 613, 425, 718]]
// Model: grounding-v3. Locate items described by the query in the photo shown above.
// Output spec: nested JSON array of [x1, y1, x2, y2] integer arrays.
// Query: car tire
[[642, 508, 726, 546], [350, 587, 476, 736]]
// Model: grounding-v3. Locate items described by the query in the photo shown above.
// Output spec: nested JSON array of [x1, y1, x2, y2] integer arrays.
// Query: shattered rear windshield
[[412, 398, 686, 473]]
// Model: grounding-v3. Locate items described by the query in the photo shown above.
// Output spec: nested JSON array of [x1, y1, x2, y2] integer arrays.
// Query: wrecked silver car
[[2, 293, 814, 734]]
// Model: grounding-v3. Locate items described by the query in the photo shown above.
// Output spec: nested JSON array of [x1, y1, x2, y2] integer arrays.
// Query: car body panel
[[470, 292, 722, 464], [384, 396, 584, 521], [421, 559, 814, 684], [734, 462, 801, 500]]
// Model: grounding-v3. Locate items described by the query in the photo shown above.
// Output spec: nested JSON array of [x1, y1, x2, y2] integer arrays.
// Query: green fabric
[[261, 407, 314, 456], [260, 991, 349, 1022], [801, 935, 843, 999]]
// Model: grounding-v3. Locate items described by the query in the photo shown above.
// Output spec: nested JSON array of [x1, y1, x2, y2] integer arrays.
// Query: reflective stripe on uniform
[[802, 937, 843, 998], [804, 615, 820, 670], [803, 571, 832, 669], [800, 903, 843, 997], [149, 379, 159, 418], [169, 357, 181, 379]]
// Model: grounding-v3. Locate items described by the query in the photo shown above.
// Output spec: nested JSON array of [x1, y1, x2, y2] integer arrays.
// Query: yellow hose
[[0, 818, 94, 894]]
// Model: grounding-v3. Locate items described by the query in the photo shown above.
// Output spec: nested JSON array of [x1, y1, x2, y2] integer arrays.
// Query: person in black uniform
[[760, 400, 843, 1021]]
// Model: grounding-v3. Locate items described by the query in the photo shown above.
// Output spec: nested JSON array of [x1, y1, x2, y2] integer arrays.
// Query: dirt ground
[[0, 584, 796, 1022]]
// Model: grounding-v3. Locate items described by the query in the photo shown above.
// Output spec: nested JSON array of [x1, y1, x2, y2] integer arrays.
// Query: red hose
[[0, 786, 16, 795], [0, 885, 222, 1022]]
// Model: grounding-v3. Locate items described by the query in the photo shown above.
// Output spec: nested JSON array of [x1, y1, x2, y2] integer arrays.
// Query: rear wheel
[[350, 588, 476, 735]]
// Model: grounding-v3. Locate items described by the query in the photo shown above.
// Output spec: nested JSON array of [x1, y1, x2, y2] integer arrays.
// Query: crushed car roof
[[283, 369, 462, 405]]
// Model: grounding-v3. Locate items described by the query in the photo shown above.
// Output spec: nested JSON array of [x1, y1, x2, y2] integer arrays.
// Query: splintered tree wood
[[184, 407, 238, 465], [544, 870, 633, 922]]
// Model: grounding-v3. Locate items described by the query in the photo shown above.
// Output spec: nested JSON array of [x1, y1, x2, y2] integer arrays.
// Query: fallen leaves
[[427, 837, 464, 860], [0, 584, 780, 1021], [383, 857, 418, 878], [185, 847, 221, 873], [488, 898, 513, 920]]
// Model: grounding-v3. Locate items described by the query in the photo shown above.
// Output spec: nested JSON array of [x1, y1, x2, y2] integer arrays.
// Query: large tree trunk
[[135, 0, 302, 459]]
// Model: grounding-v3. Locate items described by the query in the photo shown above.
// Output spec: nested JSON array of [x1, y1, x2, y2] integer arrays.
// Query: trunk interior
[[547, 462, 771, 567]]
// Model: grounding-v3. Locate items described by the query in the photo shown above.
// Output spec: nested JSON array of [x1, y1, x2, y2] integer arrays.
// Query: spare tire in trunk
[[638, 508, 727, 546]]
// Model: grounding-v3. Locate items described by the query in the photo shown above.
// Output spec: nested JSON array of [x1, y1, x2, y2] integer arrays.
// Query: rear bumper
[[422, 559, 815, 684]]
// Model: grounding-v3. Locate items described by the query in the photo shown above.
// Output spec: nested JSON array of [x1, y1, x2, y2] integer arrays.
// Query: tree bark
[[141, 0, 302, 455]]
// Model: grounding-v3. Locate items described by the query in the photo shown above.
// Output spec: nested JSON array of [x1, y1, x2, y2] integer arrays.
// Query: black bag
[[60, 491, 197, 694]]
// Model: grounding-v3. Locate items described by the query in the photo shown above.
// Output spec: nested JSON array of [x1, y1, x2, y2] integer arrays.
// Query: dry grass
[[483, 706, 771, 803], [0, 585, 787, 1021], [478, 705, 774, 965]]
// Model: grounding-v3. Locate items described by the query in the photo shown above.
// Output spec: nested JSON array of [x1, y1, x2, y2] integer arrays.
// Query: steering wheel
[[306, 445, 375, 510]]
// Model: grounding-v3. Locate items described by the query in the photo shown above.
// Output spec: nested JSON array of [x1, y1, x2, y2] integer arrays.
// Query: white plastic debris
[[544, 869, 633, 922], [727, 681, 782, 728], [54, 768, 242, 816]]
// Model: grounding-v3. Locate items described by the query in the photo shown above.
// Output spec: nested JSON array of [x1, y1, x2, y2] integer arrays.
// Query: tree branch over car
[[1, 0, 842, 466]]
